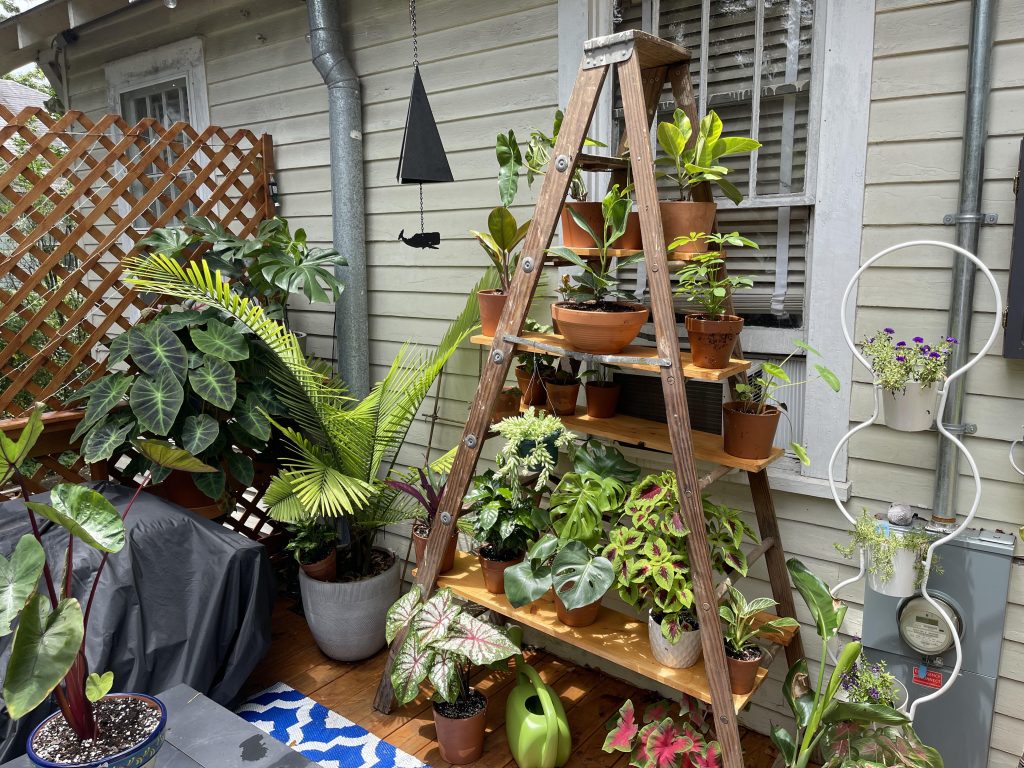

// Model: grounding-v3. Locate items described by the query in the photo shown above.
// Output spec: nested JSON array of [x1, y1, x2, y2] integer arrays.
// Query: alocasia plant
[[385, 585, 519, 706], [603, 697, 722, 768]]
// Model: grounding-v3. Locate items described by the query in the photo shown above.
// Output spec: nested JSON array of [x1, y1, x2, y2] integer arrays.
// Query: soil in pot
[[515, 366, 546, 407], [30, 694, 163, 766], [478, 289, 508, 338], [412, 523, 459, 575], [551, 301, 649, 354], [585, 381, 620, 418], [555, 593, 601, 627], [433, 689, 488, 765], [543, 380, 580, 416], [726, 645, 764, 695], [722, 402, 781, 460], [660, 201, 717, 255], [491, 388, 521, 425], [299, 547, 337, 582], [478, 545, 524, 594], [685, 314, 744, 369], [560, 202, 603, 248]]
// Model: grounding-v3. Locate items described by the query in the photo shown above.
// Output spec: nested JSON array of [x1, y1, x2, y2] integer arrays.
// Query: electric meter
[[897, 595, 962, 656]]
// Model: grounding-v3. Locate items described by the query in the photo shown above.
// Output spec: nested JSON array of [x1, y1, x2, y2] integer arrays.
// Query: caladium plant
[[603, 697, 722, 768], [385, 585, 519, 707]]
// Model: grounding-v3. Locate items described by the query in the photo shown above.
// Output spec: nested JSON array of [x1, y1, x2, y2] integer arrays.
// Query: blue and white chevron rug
[[237, 683, 429, 768]]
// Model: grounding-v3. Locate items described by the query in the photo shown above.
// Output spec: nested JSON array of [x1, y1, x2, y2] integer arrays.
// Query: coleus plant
[[603, 697, 722, 768], [0, 408, 213, 738], [385, 585, 519, 706]]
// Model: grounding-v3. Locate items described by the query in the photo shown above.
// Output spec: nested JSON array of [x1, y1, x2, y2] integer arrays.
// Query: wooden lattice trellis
[[0, 106, 286, 554]]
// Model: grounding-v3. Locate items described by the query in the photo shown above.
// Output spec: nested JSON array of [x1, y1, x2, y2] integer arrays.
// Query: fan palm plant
[[124, 254, 497, 579]]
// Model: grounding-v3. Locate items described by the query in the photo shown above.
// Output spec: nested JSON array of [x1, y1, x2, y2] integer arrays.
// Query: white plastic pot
[[867, 532, 919, 599], [648, 612, 702, 669], [881, 382, 939, 432]]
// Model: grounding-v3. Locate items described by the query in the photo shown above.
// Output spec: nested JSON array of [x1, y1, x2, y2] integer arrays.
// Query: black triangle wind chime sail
[[396, 0, 453, 250]]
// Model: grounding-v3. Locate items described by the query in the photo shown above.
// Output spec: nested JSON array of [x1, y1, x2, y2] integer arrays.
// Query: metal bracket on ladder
[[582, 31, 637, 69], [500, 334, 672, 368]]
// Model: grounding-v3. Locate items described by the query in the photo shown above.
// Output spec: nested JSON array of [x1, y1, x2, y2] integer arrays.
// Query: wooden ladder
[[374, 30, 804, 768]]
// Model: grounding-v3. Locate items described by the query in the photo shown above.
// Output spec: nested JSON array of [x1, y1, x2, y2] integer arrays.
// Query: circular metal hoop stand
[[826, 240, 1002, 722], [1011, 429, 1024, 478]]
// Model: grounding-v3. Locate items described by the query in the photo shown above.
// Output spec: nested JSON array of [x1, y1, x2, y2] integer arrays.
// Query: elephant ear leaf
[[3, 596, 84, 719], [129, 371, 184, 436], [81, 415, 135, 464], [85, 671, 115, 703], [128, 321, 188, 381], [27, 484, 125, 553], [189, 319, 249, 362], [182, 414, 219, 455], [136, 439, 217, 473], [193, 470, 225, 501], [70, 374, 132, 443], [0, 408, 45, 483], [0, 535, 45, 636], [189, 356, 237, 410]]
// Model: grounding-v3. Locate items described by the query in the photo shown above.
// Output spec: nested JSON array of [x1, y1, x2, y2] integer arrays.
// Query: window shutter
[[1004, 137, 1024, 359]]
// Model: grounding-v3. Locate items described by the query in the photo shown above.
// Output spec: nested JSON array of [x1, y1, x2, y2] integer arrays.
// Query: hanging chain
[[418, 183, 425, 234], [409, 0, 419, 68]]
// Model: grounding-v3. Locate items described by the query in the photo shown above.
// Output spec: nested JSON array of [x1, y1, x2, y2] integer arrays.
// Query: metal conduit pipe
[[307, 0, 369, 399], [932, 0, 998, 526]]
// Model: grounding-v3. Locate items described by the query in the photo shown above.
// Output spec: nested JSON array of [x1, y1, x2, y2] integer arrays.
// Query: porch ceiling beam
[[16, 1, 70, 49]]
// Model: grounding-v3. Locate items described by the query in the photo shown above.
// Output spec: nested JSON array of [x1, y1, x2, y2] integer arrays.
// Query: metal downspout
[[932, 0, 997, 525], [308, 0, 369, 399]]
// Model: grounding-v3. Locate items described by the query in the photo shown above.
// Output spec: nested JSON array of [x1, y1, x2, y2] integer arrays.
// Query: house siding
[[55, 1, 1024, 764]]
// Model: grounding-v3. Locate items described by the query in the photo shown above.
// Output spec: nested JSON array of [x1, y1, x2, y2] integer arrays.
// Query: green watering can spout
[[505, 657, 571, 768]]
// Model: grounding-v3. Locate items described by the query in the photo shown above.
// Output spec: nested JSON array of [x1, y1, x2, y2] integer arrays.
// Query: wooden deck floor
[[247, 598, 782, 768]]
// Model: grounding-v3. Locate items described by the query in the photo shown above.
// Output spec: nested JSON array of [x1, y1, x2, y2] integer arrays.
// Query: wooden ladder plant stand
[[374, 30, 804, 768]]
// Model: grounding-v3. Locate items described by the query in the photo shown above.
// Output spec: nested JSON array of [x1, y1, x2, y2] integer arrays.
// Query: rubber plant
[[0, 408, 213, 738], [602, 697, 722, 768]]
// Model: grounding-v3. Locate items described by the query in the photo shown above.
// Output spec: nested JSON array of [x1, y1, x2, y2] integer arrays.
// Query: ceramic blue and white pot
[[26, 693, 167, 768]]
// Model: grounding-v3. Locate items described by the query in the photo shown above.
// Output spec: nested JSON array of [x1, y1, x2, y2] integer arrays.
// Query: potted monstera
[[386, 586, 519, 764], [1, 410, 212, 767]]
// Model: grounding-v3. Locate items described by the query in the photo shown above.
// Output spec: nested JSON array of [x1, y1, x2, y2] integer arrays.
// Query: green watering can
[[505, 661, 571, 768]]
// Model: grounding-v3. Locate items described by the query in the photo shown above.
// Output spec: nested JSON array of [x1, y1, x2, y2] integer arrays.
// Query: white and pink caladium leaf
[[642, 700, 673, 725], [643, 718, 697, 768], [603, 699, 638, 753], [390, 631, 434, 706], [386, 585, 423, 644], [428, 650, 460, 704], [414, 588, 460, 647], [435, 613, 519, 667]]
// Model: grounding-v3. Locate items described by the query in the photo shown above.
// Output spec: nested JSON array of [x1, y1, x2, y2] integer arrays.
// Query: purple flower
[[947, 336, 958, 344], [930, 351, 941, 358], [913, 336, 924, 343], [896, 341, 907, 347], [896, 355, 906, 362], [868, 337, 875, 343], [922, 344, 931, 352], [883, 327, 895, 334]]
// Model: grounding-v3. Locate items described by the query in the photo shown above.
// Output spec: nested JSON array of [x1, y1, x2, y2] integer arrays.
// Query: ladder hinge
[[582, 32, 635, 69]]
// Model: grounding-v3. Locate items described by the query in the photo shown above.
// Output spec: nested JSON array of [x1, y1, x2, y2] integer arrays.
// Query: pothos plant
[[834, 511, 940, 588], [719, 585, 797, 659], [462, 470, 543, 561], [0, 409, 212, 739], [71, 307, 283, 500], [385, 585, 519, 707], [491, 408, 575, 497], [603, 697, 722, 768]]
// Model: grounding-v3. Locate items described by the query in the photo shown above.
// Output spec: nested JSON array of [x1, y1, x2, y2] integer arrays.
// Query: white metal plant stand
[[826, 240, 1002, 722]]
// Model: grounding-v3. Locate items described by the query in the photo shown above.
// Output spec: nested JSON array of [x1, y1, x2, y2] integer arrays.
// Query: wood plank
[[470, 332, 751, 380], [551, 246, 696, 262], [437, 553, 770, 712]]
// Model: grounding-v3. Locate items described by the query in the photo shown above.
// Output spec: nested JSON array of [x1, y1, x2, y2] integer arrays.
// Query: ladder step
[[576, 152, 630, 172], [471, 332, 750, 380], [545, 247, 696, 264]]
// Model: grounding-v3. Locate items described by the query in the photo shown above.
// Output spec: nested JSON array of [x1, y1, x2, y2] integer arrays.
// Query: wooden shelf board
[[547, 247, 695, 263], [470, 332, 750, 380], [576, 152, 629, 172], [437, 553, 767, 712]]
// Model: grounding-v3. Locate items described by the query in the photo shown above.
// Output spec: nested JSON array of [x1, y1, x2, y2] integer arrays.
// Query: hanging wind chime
[[396, 0, 453, 249]]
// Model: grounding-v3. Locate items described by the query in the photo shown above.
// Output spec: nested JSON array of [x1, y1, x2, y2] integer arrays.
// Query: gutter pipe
[[307, 0, 369, 399], [932, 0, 997, 525]]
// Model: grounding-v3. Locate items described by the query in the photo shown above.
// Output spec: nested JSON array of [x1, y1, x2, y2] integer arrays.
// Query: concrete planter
[[298, 548, 400, 661]]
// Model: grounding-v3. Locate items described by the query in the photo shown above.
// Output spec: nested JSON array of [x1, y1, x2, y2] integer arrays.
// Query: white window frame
[[558, 0, 874, 492]]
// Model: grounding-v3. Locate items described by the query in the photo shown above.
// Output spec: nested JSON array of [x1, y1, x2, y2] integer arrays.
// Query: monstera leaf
[[571, 440, 641, 483], [130, 370, 184, 435], [26, 484, 125, 553], [3, 596, 84, 719], [182, 414, 219, 455], [189, 355, 237, 410], [549, 472, 626, 549], [136, 439, 217, 473], [129, 321, 188, 381], [70, 373, 132, 442], [551, 540, 614, 611], [0, 535, 45, 636], [190, 319, 249, 362], [81, 414, 135, 463]]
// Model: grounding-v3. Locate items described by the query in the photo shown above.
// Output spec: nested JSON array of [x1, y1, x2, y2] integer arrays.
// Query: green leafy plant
[[546, 185, 645, 305], [504, 535, 614, 611], [385, 585, 519, 706], [524, 109, 606, 201], [818, 720, 943, 767], [385, 465, 448, 539], [838, 654, 903, 708], [673, 253, 754, 319], [668, 231, 759, 254], [124, 255, 498, 580], [655, 109, 760, 203], [0, 409, 213, 738], [285, 517, 339, 566], [859, 329, 957, 393], [834, 511, 940, 588], [463, 470, 542, 561], [603, 697, 722, 768], [71, 307, 283, 500], [719, 585, 798, 658], [140, 216, 346, 324], [491, 407, 575, 496], [470, 206, 530, 295]]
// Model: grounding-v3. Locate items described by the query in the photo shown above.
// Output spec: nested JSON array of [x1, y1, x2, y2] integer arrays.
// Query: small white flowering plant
[[860, 329, 957, 392]]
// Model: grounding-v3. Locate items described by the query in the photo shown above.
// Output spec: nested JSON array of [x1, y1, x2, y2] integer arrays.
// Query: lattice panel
[[0, 105, 275, 417]]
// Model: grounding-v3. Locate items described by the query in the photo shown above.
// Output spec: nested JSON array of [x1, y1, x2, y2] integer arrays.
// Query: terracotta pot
[[299, 548, 337, 582], [551, 301, 649, 354], [555, 593, 602, 627], [685, 313, 744, 369], [560, 202, 603, 248], [659, 201, 718, 254], [151, 469, 229, 520], [543, 380, 580, 416], [433, 694, 488, 765], [515, 365, 546, 407], [477, 289, 508, 338], [491, 388, 521, 425], [413, 528, 459, 575], [479, 551, 523, 594], [727, 648, 764, 695], [585, 381, 620, 418], [618, 211, 643, 249], [722, 402, 781, 460]]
